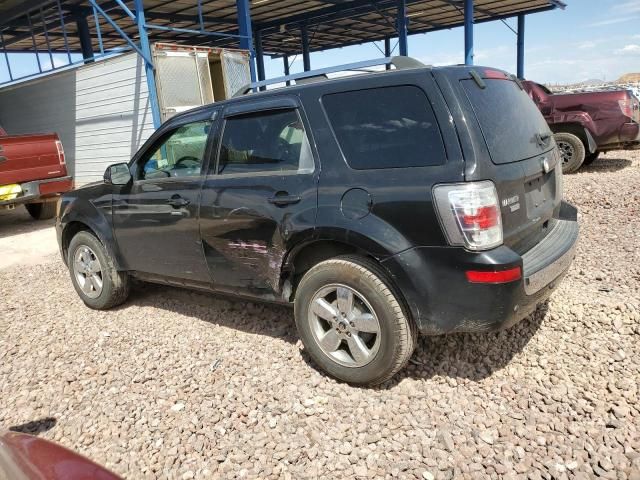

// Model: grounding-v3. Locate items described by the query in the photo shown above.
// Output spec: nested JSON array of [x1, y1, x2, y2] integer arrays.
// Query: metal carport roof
[[1, 0, 564, 56]]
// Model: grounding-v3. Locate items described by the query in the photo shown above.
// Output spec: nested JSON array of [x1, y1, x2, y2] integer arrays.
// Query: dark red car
[[523, 80, 640, 172], [0, 431, 120, 479], [0, 124, 73, 219]]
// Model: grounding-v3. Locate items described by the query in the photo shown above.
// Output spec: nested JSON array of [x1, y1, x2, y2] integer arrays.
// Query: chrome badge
[[542, 157, 551, 173], [501, 195, 520, 212]]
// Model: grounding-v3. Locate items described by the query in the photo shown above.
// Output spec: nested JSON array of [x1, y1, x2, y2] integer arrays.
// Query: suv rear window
[[323, 86, 446, 169], [462, 78, 552, 164]]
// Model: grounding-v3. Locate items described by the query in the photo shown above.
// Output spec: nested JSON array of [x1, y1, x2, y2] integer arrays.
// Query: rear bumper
[[0, 176, 73, 207], [381, 201, 579, 334], [620, 122, 640, 145]]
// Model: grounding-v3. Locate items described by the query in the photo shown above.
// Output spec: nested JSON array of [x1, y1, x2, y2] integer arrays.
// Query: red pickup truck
[[523, 81, 640, 173], [0, 125, 73, 220]]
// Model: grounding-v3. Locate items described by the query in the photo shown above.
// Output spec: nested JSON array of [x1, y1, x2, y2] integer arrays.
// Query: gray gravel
[[1, 150, 639, 479]]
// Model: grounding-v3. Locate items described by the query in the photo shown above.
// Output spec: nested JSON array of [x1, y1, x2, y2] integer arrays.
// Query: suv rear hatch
[[435, 67, 562, 253]]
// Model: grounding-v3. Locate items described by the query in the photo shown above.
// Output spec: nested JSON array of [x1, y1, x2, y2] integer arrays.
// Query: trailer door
[[153, 47, 214, 121]]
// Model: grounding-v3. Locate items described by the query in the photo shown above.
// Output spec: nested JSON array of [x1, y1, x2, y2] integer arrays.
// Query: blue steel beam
[[56, 0, 72, 64], [517, 14, 525, 79], [464, 0, 474, 65], [236, 0, 256, 83], [396, 0, 408, 56], [301, 24, 311, 71], [0, 30, 14, 81], [39, 7, 54, 68], [133, 0, 162, 129], [88, 0, 152, 64], [76, 14, 93, 63], [255, 29, 265, 84], [283, 55, 290, 86]]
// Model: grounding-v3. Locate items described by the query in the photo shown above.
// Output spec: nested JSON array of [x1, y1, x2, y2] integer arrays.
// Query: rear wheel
[[294, 255, 416, 386], [68, 231, 130, 310], [583, 150, 600, 165], [25, 202, 56, 220], [554, 132, 585, 173]]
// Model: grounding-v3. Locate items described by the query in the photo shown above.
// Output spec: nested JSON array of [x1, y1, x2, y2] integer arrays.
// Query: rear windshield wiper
[[469, 70, 486, 89]]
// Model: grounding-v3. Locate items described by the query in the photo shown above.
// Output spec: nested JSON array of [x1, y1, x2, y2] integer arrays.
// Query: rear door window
[[322, 86, 446, 169], [461, 78, 552, 164], [216, 109, 314, 175]]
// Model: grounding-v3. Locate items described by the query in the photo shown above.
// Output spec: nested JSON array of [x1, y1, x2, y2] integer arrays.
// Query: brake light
[[55, 140, 65, 165], [466, 267, 522, 284], [483, 68, 508, 80], [619, 99, 633, 119], [433, 181, 503, 251]]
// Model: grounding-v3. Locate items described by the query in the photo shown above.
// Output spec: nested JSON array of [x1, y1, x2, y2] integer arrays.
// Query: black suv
[[57, 58, 579, 386]]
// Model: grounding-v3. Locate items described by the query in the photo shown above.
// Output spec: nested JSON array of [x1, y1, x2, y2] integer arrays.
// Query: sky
[[262, 0, 640, 85], [1, 0, 639, 85]]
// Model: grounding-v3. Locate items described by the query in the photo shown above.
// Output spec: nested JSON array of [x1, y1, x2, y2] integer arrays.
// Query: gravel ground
[[1, 150, 639, 480]]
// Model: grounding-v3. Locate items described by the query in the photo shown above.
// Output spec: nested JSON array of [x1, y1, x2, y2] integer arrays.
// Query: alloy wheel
[[308, 284, 381, 368], [73, 246, 103, 299]]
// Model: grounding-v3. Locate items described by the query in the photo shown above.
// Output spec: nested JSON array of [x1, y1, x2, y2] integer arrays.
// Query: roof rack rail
[[234, 56, 427, 96]]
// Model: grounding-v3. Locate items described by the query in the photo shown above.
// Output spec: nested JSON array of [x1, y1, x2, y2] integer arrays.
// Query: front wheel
[[67, 231, 130, 310], [294, 255, 416, 386], [25, 202, 56, 220], [554, 132, 586, 173]]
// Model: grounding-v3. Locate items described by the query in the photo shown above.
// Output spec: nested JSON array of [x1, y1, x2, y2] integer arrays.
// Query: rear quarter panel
[[298, 69, 465, 257]]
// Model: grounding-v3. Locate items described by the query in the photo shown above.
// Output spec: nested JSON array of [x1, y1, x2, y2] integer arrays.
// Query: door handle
[[167, 195, 190, 208], [268, 193, 301, 206]]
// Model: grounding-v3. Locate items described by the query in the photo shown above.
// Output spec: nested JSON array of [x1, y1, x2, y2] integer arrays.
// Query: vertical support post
[[517, 14, 525, 79], [283, 55, 290, 86], [134, 0, 162, 129], [255, 29, 265, 85], [396, 0, 408, 56], [236, 0, 257, 83], [464, 0, 474, 65], [301, 25, 311, 71], [76, 13, 93, 63], [384, 37, 391, 69]]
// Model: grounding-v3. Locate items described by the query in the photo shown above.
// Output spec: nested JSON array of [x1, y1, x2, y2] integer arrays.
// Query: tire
[[583, 150, 600, 166], [67, 230, 130, 310], [294, 255, 416, 386], [25, 202, 56, 220], [554, 132, 585, 173]]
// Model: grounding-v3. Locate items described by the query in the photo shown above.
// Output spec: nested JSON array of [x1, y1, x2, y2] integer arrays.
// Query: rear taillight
[[433, 181, 503, 251], [55, 140, 65, 165], [619, 99, 633, 119]]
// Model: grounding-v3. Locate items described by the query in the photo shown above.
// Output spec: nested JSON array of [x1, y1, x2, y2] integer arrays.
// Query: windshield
[[462, 78, 553, 164]]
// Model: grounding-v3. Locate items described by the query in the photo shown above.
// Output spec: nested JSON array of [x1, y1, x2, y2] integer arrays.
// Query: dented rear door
[[198, 96, 319, 296]]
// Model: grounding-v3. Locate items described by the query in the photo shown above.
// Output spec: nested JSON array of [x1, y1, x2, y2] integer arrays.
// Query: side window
[[139, 120, 211, 180], [217, 109, 314, 175], [322, 86, 446, 169]]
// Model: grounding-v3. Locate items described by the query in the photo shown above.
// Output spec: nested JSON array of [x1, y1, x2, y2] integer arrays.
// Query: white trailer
[[0, 44, 250, 185]]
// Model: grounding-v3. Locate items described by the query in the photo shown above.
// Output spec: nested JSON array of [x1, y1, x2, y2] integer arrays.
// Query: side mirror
[[104, 163, 132, 186]]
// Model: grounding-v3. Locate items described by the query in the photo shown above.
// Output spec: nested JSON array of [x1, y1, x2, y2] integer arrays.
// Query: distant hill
[[618, 73, 640, 83]]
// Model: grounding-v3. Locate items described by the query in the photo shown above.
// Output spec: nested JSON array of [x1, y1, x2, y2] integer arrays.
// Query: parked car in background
[[0, 124, 72, 219], [0, 431, 120, 480], [523, 81, 640, 172], [57, 59, 579, 385]]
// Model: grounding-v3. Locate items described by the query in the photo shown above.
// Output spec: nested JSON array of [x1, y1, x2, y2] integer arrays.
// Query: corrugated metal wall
[[0, 52, 155, 185]]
